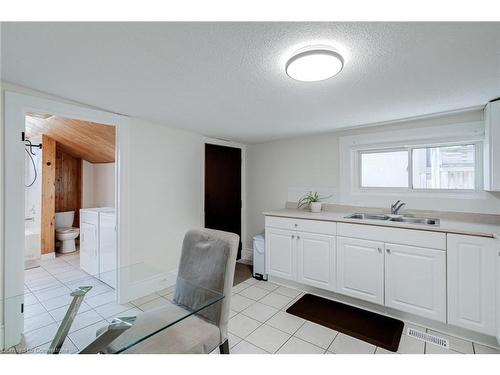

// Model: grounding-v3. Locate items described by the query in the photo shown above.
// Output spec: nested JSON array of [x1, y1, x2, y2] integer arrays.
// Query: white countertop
[[263, 208, 500, 239]]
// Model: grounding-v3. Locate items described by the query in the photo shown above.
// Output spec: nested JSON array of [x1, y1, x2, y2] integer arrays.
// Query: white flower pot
[[310, 202, 322, 213]]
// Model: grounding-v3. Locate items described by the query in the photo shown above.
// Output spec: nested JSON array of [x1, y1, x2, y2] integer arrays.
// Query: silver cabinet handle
[[386, 248, 391, 254], [291, 235, 295, 239], [378, 247, 382, 253], [297, 236, 300, 240], [294, 223, 298, 227]]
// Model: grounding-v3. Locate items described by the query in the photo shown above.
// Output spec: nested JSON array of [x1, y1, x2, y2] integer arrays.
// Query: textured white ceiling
[[2, 22, 499, 143]]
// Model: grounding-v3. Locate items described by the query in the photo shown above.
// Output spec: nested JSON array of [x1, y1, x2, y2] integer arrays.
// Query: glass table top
[[1, 261, 224, 354]]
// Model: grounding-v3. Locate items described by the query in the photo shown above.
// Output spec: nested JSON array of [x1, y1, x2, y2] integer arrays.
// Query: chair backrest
[[173, 228, 239, 342]]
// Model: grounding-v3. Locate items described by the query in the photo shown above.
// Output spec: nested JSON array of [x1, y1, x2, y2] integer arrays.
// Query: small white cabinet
[[297, 232, 335, 290], [447, 234, 497, 335], [80, 221, 98, 276], [336, 237, 384, 305], [266, 228, 296, 281], [385, 243, 446, 322]]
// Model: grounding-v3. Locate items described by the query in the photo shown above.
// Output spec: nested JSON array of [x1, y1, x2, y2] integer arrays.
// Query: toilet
[[55, 211, 80, 253]]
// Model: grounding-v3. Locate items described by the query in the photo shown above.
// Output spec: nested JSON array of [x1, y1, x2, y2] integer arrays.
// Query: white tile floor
[[7, 258, 500, 355], [11, 252, 174, 354], [214, 278, 500, 355]]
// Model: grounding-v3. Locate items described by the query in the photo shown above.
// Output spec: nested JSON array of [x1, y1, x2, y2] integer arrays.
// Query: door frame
[[201, 137, 246, 259], [2, 91, 130, 349]]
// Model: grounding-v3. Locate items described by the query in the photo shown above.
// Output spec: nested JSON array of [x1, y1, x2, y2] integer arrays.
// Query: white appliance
[[80, 207, 116, 288], [253, 233, 267, 280], [99, 209, 117, 288]]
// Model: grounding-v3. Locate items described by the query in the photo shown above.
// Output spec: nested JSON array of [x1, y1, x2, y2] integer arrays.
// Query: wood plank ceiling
[[26, 114, 116, 163]]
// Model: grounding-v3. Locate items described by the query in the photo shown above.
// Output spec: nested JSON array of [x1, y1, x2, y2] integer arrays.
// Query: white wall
[[82, 160, 115, 208], [246, 109, 500, 248], [126, 118, 203, 273], [0, 83, 205, 347]]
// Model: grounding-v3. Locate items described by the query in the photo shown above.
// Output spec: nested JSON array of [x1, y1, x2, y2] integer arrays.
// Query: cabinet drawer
[[337, 222, 446, 250], [265, 216, 336, 235]]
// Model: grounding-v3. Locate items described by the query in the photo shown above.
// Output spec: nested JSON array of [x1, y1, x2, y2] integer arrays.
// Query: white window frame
[[358, 147, 410, 191], [356, 140, 483, 193]]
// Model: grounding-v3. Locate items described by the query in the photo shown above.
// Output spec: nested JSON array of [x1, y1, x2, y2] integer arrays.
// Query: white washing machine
[[79, 207, 116, 288]]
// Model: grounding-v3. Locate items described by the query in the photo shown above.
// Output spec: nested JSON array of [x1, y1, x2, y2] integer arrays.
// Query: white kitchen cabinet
[[336, 236, 384, 305], [484, 99, 500, 191], [80, 221, 98, 276], [265, 228, 296, 281], [297, 232, 335, 290], [447, 234, 498, 335], [385, 243, 446, 322]]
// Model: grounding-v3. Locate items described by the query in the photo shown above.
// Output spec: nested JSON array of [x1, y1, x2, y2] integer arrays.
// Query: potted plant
[[297, 191, 331, 213]]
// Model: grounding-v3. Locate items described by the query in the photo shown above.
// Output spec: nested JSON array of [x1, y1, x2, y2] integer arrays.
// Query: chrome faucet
[[391, 200, 406, 215]]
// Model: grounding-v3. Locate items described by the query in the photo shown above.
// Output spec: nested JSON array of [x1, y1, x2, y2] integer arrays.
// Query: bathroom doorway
[[19, 113, 120, 349], [3, 91, 130, 350]]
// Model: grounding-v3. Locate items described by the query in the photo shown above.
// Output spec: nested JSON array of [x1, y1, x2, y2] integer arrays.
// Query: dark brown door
[[205, 144, 242, 258]]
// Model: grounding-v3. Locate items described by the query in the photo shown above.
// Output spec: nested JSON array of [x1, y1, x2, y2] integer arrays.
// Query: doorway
[[204, 143, 242, 259], [3, 91, 130, 350], [18, 113, 119, 352]]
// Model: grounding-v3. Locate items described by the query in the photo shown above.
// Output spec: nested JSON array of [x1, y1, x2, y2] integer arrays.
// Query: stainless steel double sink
[[344, 213, 440, 226]]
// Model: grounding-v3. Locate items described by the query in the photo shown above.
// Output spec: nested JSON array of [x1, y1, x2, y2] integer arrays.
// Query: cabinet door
[[385, 243, 446, 322], [265, 228, 296, 281], [447, 234, 497, 335], [336, 237, 384, 304], [297, 232, 335, 290], [80, 222, 98, 276]]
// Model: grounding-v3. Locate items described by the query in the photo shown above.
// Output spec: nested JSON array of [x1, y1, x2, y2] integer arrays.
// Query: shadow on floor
[[233, 263, 253, 286]]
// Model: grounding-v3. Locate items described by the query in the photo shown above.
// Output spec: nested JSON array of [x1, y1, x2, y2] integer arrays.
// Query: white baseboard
[[0, 324, 4, 351], [241, 247, 253, 262], [118, 267, 178, 304], [41, 252, 55, 260]]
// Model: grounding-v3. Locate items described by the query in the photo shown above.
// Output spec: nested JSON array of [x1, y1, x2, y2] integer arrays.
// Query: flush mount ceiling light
[[285, 47, 344, 82]]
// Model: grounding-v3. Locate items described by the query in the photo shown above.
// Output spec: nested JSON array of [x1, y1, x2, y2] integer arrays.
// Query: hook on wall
[[22, 131, 42, 155]]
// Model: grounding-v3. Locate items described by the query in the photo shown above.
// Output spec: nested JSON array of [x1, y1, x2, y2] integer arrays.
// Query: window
[[360, 150, 408, 188], [412, 144, 475, 190], [359, 143, 478, 191]]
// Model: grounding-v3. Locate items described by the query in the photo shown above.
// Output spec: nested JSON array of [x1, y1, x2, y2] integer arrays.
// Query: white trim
[[337, 119, 500, 214], [0, 325, 4, 351], [341, 121, 486, 198], [356, 141, 483, 193], [241, 247, 253, 262], [40, 252, 56, 260], [334, 106, 485, 135], [201, 137, 246, 256], [3, 91, 130, 348]]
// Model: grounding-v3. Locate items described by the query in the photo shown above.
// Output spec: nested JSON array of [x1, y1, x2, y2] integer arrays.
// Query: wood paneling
[[26, 115, 115, 163], [41, 135, 56, 255], [55, 145, 82, 227]]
